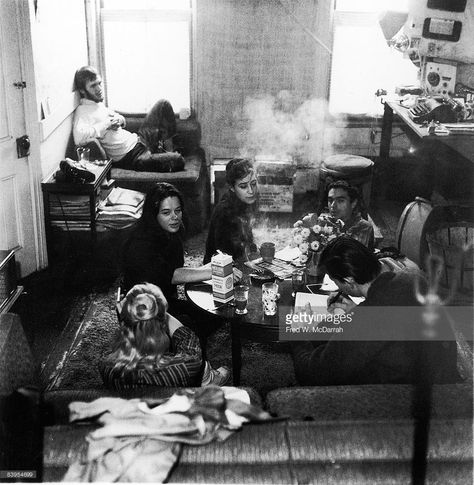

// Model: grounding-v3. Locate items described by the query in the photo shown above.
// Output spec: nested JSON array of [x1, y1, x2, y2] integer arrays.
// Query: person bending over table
[[204, 158, 259, 264], [290, 236, 460, 386], [122, 183, 221, 340], [99, 283, 229, 389], [73, 66, 184, 172]]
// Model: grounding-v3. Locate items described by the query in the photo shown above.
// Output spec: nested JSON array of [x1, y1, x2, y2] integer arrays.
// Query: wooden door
[[0, 0, 39, 277]]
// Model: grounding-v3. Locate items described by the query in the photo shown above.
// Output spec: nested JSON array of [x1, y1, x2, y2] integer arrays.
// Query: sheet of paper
[[294, 292, 329, 314], [275, 246, 301, 262]]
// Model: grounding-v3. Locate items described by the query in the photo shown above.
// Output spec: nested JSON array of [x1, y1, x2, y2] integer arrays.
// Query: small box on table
[[211, 252, 234, 303]]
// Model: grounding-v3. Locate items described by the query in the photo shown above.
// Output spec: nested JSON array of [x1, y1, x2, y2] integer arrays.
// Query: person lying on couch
[[290, 236, 460, 386], [72, 65, 184, 173], [99, 283, 229, 389]]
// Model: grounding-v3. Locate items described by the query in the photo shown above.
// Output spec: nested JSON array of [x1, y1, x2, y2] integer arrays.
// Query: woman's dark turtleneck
[[203, 190, 257, 264]]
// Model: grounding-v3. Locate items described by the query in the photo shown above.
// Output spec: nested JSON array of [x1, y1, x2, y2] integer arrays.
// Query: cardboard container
[[211, 252, 234, 302]]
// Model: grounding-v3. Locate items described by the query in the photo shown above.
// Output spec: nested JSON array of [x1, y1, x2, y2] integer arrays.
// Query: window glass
[[101, 1, 191, 113], [329, 0, 417, 115]]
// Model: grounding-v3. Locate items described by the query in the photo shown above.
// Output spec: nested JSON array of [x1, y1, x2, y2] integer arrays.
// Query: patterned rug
[[43, 224, 298, 395]]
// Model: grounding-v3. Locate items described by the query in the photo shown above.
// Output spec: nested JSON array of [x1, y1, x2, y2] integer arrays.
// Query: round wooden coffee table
[[185, 278, 293, 385]]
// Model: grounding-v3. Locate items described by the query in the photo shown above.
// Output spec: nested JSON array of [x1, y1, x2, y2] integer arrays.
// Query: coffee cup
[[260, 242, 275, 263]]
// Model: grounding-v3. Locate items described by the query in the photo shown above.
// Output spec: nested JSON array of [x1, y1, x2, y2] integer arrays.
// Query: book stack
[[50, 194, 94, 230], [97, 187, 145, 230]]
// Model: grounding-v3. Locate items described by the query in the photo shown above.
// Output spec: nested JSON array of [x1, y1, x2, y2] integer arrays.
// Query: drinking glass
[[291, 269, 305, 297], [262, 282, 278, 316], [260, 242, 275, 263], [234, 284, 249, 315], [76, 147, 90, 165]]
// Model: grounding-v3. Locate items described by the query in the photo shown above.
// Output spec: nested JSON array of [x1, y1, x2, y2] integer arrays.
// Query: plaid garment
[[99, 326, 202, 390]]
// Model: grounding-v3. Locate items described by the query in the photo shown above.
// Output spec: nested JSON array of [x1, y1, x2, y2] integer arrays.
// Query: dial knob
[[427, 71, 440, 87]]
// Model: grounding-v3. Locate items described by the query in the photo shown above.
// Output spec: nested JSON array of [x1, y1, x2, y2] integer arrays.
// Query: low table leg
[[230, 319, 242, 385]]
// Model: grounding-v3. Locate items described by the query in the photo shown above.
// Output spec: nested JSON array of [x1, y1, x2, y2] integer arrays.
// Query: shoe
[[201, 364, 231, 387], [59, 158, 95, 183]]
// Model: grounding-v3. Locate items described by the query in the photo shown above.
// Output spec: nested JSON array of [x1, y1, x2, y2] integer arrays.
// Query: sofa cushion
[[43, 419, 473, 483], [265, 383, 474, 420], [42, 386, 263, 425]]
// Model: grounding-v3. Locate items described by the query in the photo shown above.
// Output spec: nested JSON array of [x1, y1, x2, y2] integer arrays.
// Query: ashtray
[[249, 271, 275, 285]]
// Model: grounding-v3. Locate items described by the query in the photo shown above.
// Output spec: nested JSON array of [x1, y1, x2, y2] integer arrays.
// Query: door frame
[[15, 0, 48, 271]]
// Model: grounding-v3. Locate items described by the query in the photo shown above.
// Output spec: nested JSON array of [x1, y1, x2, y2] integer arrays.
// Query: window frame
[[96, 0, 195, 115]]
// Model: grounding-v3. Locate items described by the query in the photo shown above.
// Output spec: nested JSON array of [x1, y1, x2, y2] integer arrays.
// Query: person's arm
[[172, 263, 212, 284], [73, 106, 113, 146]]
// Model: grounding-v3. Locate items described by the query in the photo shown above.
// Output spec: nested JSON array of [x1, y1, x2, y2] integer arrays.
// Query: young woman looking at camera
[[204, 158, 259, 263], [123, 182, 212, 304]]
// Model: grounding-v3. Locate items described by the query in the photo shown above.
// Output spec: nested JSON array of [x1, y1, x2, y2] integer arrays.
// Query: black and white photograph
[[0, 0, 473, 483]]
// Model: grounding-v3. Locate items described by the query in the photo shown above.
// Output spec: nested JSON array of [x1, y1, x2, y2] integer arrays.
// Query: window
[[329, 0, 418, 116], [100, 0, 192, 113]]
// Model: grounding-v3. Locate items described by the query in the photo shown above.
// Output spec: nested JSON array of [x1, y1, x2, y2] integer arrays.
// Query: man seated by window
[[290, 236, 460, 386], [325, 180, 374, 250], [72, 66, 184, 173]]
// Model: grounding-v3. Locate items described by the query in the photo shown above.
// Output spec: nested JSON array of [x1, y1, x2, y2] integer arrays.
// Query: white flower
[[312, 224, 322, 234], [326, 226, 333, 234], [292, 227, 302, 236], [289, 240, 297, 248], [299, 242, 309, 253], [328, 234, 337, 241], [299, 253, 308, 264], [301, 228, 311, 238], [293, 234, 303, 245], [293, 220, 303, 228], [310, 240, 320, 251]]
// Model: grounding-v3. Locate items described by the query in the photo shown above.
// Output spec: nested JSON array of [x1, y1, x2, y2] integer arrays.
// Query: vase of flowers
[[291, 213, 345, 280]]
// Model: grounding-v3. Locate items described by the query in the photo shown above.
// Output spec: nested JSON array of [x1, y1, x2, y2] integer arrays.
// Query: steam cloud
[[237, 90, 346, 166]]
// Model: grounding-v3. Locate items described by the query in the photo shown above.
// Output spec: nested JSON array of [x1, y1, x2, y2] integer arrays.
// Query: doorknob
[[16, 135, 30, 158]]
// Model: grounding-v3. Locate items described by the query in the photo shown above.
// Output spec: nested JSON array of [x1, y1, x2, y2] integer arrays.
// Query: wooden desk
[[380, 100, 474, 201]]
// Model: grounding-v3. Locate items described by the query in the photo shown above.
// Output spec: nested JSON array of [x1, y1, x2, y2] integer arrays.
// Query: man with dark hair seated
[[326, 180, 375, 249], [72, 66, 184, 173], [290, 236, 460, 386]]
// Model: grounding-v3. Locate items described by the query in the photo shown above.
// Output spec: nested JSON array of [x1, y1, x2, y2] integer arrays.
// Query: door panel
[[0, 1, 38, 276]]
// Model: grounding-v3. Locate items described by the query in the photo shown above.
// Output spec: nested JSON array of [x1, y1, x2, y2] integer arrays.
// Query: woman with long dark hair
[[123, 182, 212, 301], [204, 158, 259, 263]]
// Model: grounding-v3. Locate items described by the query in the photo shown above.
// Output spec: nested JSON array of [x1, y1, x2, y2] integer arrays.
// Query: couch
[[66, 114, 209, 235], [36, 383, 472, 483], [2, 313, 472, 483]]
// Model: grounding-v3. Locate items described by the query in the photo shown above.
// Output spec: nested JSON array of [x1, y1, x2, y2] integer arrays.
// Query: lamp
[[378, 10, 409, 41]]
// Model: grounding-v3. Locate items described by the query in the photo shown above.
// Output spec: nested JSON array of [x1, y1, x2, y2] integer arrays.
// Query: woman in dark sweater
[[123, 182, 212, 303], [204, 158, 259, 264]]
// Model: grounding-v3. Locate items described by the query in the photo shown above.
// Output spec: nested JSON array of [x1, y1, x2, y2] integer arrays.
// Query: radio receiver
[[422, 60, 456, 96]]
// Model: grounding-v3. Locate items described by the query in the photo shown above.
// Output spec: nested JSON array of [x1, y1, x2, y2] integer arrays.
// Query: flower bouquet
[[291, 213, 345, 277]]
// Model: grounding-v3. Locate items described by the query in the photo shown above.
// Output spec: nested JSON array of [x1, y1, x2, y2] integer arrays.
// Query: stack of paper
[[97, 187, 145, 229]]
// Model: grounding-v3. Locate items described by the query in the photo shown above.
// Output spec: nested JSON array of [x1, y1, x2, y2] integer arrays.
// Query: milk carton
[[211, 252, 234, 303]]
